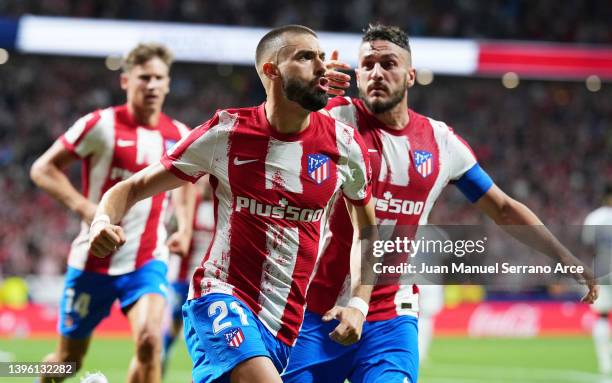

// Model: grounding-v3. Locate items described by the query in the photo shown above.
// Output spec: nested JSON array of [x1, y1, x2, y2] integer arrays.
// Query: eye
[[382, 60, 397, 70]]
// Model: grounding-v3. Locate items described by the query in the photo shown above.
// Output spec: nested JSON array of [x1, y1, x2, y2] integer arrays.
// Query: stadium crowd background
[[0, 1, 610, 292]]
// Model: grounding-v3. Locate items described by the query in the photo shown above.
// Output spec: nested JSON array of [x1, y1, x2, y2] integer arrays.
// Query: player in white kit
[[89, 25, 378, 383], [30, 44, 193, 383], [584, 184, 612, 373]]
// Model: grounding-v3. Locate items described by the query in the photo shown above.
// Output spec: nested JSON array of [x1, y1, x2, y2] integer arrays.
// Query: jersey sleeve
[[325, 96, 358, 128], [59, 111, 103, 158], [161, 110, 232, 183], [341, 127, 372, 205], [447, 130, 493, 203]]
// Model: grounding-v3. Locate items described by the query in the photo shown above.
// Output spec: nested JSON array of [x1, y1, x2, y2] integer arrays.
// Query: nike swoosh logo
[[117, 139, 135, 147], [234, 157, 258, 166]]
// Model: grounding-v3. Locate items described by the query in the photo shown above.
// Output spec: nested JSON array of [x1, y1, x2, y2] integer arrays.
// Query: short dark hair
[[122, 43, 173, 72], [362, 24, 411, 53], [255, 25, 317, 67]]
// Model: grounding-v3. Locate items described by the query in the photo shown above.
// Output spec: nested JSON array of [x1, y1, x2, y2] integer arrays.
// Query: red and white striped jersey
[[161, 104, 371, 345], [307, 97, 482, 321], [60, 104, 190, 275], [168, 196, 215, 283]]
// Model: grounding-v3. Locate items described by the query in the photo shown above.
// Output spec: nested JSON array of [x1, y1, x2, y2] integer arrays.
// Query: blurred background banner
[[0, 15, 610, 79]]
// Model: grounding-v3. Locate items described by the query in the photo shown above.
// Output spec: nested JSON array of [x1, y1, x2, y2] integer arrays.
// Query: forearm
[[30, 161, 92, 217], [95, 180, 136, 224], [347, 199, 378, 304]]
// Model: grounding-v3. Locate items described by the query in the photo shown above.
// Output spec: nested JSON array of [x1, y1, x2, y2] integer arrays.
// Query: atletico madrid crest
[[307, 154, 330, 184], [224, 328, 245, 348], [413, 150, 434, 178]]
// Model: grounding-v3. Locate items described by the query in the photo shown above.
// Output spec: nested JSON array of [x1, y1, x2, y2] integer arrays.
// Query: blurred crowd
[[0, 54, 610, 279], [1, 0, 611, 44]]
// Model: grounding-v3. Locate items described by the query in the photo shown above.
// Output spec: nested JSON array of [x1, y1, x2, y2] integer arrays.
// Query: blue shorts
[[182, 293, 291, 383], [170, 281, 190, 321], [282, 310, 419, 383], [59, 260, 168, 339]]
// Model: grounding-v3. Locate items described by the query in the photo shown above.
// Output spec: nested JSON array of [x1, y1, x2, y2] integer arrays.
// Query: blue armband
[[453, 163, 493, 203]]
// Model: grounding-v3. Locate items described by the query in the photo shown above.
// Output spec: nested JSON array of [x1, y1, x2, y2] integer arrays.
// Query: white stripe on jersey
[[265, 138, 303, 193], [378, 131, 411, 187], [136, 127, 164, 166], [257, 225, 300, 336], [87, 108, 116, 203]]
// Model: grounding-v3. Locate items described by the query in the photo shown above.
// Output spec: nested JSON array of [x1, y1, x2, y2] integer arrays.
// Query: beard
[[360, 79, 407, 114], [282, 76, 329, 112]]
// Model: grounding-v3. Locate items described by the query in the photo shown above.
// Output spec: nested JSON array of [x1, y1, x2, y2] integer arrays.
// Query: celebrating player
[[30, 43, 194, 383], [282, 24, 598, 383], [88, 25, 377, 383]]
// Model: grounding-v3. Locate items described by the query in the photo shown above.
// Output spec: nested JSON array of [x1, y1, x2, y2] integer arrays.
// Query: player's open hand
[[323, 305, 365, 346], [325, 50, 352, 97], [89, 217, 126, 258], [166, 230, 191, 257]]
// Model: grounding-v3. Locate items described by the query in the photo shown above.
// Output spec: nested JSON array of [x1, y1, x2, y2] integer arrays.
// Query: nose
[[370, 63, 384, 81], [314, 56, 326, 77]]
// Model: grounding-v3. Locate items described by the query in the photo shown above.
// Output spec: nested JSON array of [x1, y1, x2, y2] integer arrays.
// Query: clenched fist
[[89, 215, 126, 258]]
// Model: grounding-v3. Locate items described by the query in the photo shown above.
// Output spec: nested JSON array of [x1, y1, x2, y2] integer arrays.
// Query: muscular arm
[[89, 162, 187, 257], [476, 184, 598, 303], [30, 141, 97, 223]]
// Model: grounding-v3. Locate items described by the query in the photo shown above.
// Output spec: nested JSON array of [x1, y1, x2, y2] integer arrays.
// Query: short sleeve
[[341, 128, 372, 205], [161, 110, 234, 183], [59, 111, 103, 158]]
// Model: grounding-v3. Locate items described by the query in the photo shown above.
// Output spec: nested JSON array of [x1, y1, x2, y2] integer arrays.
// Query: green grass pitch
[[0, 336, 601, 382]]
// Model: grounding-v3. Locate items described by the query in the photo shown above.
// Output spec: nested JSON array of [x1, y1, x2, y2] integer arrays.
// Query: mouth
[[367, 83, 388, 95], [144, 94, 159, 101], [315, 77, 329, 93]]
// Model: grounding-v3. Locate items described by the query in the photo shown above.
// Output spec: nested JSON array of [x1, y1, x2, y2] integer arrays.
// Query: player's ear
[[407, 67, 416, 88], [120, 72, 129, 90], [262, 62, 280, 80]]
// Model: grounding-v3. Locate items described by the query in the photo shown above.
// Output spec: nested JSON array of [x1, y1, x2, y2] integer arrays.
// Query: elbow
[[29, 159, 47, 186]]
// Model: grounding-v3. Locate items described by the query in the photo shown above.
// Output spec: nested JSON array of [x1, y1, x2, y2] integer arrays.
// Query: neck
[[265, 90, 310, 134], [127, 103, 160, 126], [371, 96, 409, 130]]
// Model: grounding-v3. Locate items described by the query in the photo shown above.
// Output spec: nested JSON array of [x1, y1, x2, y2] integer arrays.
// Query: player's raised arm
[[89, 163, 187, 258], [475, 184, 598, 303]]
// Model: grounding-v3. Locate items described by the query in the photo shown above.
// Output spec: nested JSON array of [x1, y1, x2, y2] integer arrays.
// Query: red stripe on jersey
[[135, 193, 165, 268]]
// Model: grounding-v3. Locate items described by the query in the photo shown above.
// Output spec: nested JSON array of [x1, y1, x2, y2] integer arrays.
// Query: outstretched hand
[[325, 50, 352, 96]]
